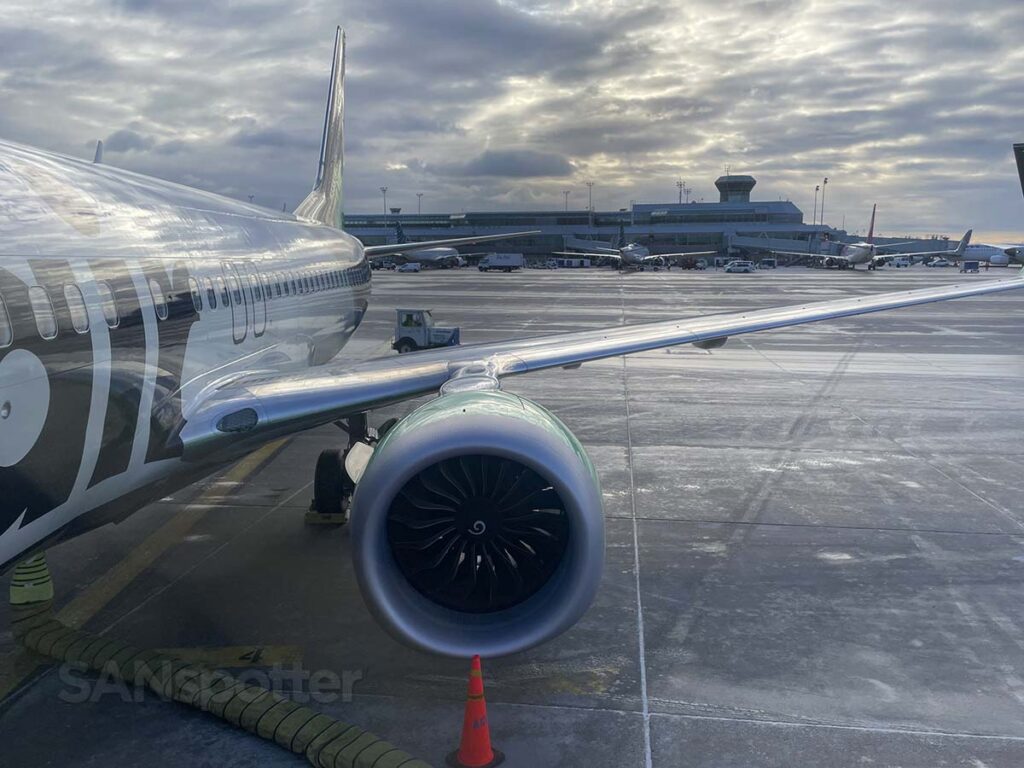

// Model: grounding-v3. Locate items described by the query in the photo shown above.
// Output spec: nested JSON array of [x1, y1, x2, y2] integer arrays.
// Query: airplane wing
[[179, 273, 1024, 461], [364, 231, 540, 258], [642, 251, 718, 261], [874, 230, 973, 260], [769, 249, 844, 259], [872, 241, 917, 250], [552, 251, 622, 260]]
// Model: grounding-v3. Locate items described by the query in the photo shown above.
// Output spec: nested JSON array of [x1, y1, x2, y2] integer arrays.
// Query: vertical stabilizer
[[954, 230, 973, 256], [295, 27, 345, 228], [1014, 144, 1024, 201], [93, 140, 104, 164], [866, 203, 876, 244]]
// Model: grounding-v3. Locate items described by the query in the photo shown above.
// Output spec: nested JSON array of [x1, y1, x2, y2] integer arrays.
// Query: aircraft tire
[[312, 448, 352, 521]]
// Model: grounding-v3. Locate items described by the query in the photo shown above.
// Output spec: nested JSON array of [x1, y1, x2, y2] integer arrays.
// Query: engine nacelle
[[350, 390, 605, 657], [824, 256, 836, 268]]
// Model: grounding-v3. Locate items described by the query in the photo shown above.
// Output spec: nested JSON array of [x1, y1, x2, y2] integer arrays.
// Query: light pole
[[585, 181, 594, 211], [563, 189, 571, 211], [416, 192, 423, 215], [380, 186, 388, 231], [676, 179, 684, 204], [812, 184, 820, 227], [820, 177, 828, 227]]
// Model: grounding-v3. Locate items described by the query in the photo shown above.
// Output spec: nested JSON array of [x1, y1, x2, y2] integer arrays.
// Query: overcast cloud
[[1, 0, 1022, 239]]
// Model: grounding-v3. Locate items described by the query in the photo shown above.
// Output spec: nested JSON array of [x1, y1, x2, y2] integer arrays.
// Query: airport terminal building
[[346, 175, 840, 262]]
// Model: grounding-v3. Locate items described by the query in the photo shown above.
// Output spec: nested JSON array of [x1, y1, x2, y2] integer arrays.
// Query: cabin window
[[216, 276, 229, 307], [228, 273, 243, 305], [204, 277, 217, 309], [29, 286, 58, 340], [274, 274, 282, 297], [0, 295, 12, 347], [187, 277, 203, 312], [64, 284, 90, 333], [149, 279, 168, 321], [262, 272, 274, 300], [96, 281, 119, 328]]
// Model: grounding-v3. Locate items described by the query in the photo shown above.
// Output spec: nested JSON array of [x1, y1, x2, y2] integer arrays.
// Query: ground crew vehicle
[[479, 253, 525, 272], [392, 309, 461, 353], [960, 260, 981, 273], [724, 260, 756, 273]]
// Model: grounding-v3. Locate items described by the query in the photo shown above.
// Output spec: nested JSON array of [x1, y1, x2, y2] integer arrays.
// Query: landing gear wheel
[[308, 448, 352, 525]]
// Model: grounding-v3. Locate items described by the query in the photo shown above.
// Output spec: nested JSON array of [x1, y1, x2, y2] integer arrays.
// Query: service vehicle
[[479, 253, 525, 272], [724, 260, 756, 273], [758, 257, 777, 269], [960, 260, 981, 273], [397, 262, 421, 272], [926, 258, 951, 268], [391, 309, 461, 354]]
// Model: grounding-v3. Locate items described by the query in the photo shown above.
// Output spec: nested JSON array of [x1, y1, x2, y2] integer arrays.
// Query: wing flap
[[179, 275, 1024, 461]]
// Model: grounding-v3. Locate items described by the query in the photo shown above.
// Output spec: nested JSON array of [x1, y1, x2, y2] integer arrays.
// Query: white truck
[[392, 309, 461, 354], [479, 253, 525, 272]]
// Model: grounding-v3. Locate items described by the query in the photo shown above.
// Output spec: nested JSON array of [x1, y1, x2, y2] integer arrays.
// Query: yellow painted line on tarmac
[[153, 645, 302, 668], [1, 439, 289, 702]]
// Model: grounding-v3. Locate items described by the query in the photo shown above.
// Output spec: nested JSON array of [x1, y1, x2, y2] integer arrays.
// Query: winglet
[[1013, 143, 1024, 200], [295, 27, 345, 228], [93, 140, 103, 164], [954, 229, 973, 256]]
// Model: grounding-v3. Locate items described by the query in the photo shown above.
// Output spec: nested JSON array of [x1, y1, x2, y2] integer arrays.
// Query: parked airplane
[[948, 242, 1024, 266], [370, 221, 525, 268], [2, 30, 1023, 659], [774, 204, 971, 270], [554, 221, 717, 270]]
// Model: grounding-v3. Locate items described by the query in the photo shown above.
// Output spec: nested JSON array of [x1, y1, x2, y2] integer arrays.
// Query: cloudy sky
[[2, 0, 1023, 240]]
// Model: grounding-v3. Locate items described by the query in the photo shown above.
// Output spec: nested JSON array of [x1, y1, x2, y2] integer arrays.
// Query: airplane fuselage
[[0, 139, 370, 567]]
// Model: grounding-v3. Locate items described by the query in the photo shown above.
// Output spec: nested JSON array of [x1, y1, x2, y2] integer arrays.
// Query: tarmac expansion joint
[[7, 553, 434, 768]]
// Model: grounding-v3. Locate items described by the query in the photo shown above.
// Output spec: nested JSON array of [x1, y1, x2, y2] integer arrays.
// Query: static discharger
[[447, 655, 504, 768]]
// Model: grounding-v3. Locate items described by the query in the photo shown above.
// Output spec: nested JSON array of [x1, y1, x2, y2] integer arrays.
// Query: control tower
[[715, 174, 757, 203]]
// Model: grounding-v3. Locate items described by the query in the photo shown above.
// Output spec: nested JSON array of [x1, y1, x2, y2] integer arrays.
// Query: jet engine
[[823, 256, 837, 268], [349, 389, 605, 657]]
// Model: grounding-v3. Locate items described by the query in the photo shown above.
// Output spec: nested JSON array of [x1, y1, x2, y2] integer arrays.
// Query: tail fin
[[954, 229, 973, 256], [866, 203, 876, 244], [395, 220, 407, 243], [1014, 144, 1024, 201], [92, 140, 104, 164], [617, 220, 626, 248], [295, 28, 345, 228]]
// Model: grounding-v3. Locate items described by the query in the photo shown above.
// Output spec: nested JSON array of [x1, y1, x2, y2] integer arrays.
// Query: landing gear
[[307, 413, 367, 526], [310, 448, 352, 523], [307, 414, 398, 526]]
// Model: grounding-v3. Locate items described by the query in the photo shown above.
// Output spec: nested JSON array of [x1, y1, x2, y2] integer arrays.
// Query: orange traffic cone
[[447, 655, 504, 768]]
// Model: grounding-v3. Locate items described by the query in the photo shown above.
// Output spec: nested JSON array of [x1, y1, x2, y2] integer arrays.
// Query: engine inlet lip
[[350, 405, 605, 658]]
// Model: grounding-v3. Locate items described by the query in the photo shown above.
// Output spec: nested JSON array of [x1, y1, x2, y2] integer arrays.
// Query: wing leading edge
[[179, 274, 1024, 461]]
